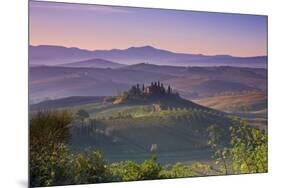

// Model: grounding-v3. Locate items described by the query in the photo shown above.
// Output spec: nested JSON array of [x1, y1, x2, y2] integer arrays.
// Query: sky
[[29, 1, 267, 57]]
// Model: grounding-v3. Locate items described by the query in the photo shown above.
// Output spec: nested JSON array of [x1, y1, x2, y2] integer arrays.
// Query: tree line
[[126, 81, 176, 99]]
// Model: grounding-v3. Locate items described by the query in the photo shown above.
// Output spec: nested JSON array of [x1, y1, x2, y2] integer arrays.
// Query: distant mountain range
[[29, 45, 267, 68]]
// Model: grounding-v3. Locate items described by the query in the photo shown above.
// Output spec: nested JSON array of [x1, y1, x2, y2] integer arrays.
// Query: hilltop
[[31, 81, 219, 114], [113, 81, 178, 103], [112, 81, 216, 112]]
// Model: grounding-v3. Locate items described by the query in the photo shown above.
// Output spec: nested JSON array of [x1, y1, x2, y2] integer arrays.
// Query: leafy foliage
[[110, 155, 162, 181], [229, 121, 268, 174], [207, 124, 230, 174], [207, 120, 268, 175], [30, 111, 73, 146], [30, 111, 73, 187], [110, 161, 142, 181], [71, 150, 112, 184], [159, 163, 198, 178], [30, 111, 111, 187]]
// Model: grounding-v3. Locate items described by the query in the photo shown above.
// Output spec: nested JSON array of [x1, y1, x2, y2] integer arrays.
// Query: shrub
[[207, 120, 268, 175], [30, 111, 112, 187], [159, 163, 197, 178], [110, 161, 142, 181], [30, 110, 73, 146], [140, 155, 162, 180], [71, 150, 112, 184], [229, 123, 268, 174], [30, 143, 72, 187], [30, 111, 73, 187], [109, 155, 162, 181]]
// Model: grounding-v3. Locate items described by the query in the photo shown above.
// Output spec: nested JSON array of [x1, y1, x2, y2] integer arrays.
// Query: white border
[[1, 0, 280, 188]]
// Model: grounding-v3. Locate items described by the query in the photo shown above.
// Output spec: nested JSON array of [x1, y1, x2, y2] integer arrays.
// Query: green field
[[32, 94, 236, 165]]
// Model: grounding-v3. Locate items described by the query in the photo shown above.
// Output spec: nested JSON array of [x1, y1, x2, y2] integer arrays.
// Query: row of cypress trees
[[128, 81, 173, 98]]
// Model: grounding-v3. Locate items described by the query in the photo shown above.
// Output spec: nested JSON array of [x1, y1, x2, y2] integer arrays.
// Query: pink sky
[[29, 1, 267, 57]]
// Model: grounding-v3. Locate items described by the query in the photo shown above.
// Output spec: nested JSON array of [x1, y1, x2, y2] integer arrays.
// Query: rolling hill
[[29, 64, 267, 103], [30, 88, 235, 164], [193, 91, 268, 129], [29, 65, 173, 103], [29, 45, 267, 68], [30, 96, 105, 111], [193, 91, 267, 113], [191, 80, 260, 96], [61, 58, 125, 69]]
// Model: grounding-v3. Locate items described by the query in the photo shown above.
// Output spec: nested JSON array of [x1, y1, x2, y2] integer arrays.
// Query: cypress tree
[[161, 83, 165, 94], [168, 85, 171, 94]]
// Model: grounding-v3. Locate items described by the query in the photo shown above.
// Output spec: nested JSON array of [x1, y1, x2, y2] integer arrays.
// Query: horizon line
[[29, 43, 267, 58]]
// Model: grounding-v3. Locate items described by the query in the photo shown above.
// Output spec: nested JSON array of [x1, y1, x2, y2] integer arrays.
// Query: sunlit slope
[[31, 95, 236, 163], [193, 91, 267, 129], [193, 91, 267, 113]]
